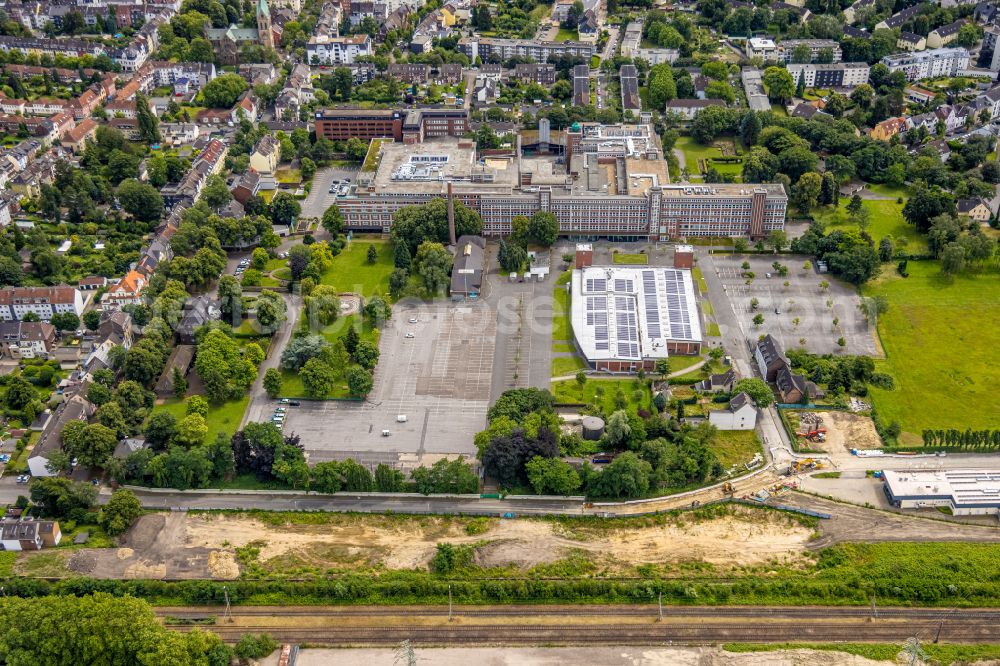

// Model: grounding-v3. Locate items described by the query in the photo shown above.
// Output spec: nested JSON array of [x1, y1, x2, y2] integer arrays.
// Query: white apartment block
[[0, 286, 84, 321], [882, 47, 970, 81], [785, 62, 870, 88], [306, 34, 372, 64]]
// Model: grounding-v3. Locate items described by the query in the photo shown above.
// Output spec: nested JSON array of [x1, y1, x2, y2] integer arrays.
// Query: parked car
[[289, 400, 301, 406], [405, 332, 415, 339]]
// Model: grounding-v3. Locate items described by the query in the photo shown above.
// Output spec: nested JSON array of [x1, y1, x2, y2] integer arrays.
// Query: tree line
[[921, 429, 1000, 449]]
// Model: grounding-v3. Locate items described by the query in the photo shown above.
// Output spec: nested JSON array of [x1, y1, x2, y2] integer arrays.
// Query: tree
[[321, 205, 343, 237], [280, 335, 329, 370], [346, 365, 374, 398], [391, 198, 483, 252], [364, 296, 390, 328], [195, 329, 258, 402], [528, 211, 560, 246], [753, 313, 765, 327], [605, 410, 633, 450], [61, 421, 118, 468], [762, 66, 794, 103], [367, 244, 378, 264], [255, 290, 287, 329], [134, 91, 160, 144], [739, 111, 761, 146], [263, 368, 282, 398], [733, 377, 773, 407], [525, 456, 581, 495], [144, 411, 177, 449], [352, 340, 380, 370], [234, 633, 278, 661], [101, 489, 143, 536], [49, 311, 79, 333], [792, 172, 822, 214], [270, 192, 301, 226], [186, 394, 209, 418], [200, 174, 232, 210], [0, 594, 230, 665], [171, 366, 188, 399], [940, 242, 966, 275], [411, 458, 479, 494], [83, 309, 102, 331], [593, 452, 651, 498], [413, 241, 453, 294], [766, 230, 788, 252], [117, 179, 164, 222], [175, 414, 208, 447], [201, 72, 249, 108], [340, 458, 374, 491], [858, 294, 889, 324], [375, 463, 405, 492], [300, 357, 336, 399], [393, 242, 411, 269], [647, 64, 677, 109]]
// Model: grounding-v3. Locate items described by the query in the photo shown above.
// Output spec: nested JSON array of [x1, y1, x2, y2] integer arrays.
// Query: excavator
[[791, 458, 823, 473]]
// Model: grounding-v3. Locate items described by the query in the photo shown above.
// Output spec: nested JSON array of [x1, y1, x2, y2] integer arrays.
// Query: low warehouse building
[[882, 470, 1000, 515], [571, 266, 702, 373]]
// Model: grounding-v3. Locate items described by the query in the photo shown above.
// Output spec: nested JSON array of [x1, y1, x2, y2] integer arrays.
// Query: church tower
[[257, 0, 274, 50]]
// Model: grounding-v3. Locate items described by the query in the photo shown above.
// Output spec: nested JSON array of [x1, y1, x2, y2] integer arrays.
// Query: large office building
[[883, 470, 1000, 516], [785, 62, 870, 88], [570, 265, 702, 372], [314, 108, 469, 143], [334, 123, 787, 241], [882, 47, 970, 81]]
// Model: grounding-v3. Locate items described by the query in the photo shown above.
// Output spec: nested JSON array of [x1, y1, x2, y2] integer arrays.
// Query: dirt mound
[[208, 551, 240, 579], [67, 549, 99, 574], [822, 411, 881, 452]]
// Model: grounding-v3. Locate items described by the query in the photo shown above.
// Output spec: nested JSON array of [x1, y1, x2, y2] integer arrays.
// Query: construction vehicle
[[722, 482, 735, 497], [791, 458, 824, 473], [795, 412, 828, 441]]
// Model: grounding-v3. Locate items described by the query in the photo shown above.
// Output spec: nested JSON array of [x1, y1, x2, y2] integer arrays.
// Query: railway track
[[173, 621, 999, 646], [156, 605, 1000, 621]]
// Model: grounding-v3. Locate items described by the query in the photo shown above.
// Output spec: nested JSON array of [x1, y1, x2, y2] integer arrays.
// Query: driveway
[[241, 290, 301, 428]]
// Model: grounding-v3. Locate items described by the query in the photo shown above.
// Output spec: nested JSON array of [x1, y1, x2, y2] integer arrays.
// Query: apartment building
[[313, 108, 469, 143], [785, 62, 870, 88], [458, 37, 594, 64], [776, 39, 842, 63], [882, 47, 970, 81], [0, 286, 84, 321], [306, 34, 372, 64]]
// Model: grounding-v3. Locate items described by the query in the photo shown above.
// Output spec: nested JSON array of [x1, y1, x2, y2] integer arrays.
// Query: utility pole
[[870, 593, 877, 619], [657, 592, 663, 622], [448, 584, 453, 623], [222, 586, 233, 624], [934, 619, 945, 644]]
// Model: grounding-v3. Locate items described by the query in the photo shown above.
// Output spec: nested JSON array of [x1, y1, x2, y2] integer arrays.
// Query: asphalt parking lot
[[282, 302, 495, 470], [300, 166, 361, 219], [710, 253, 877, 356]]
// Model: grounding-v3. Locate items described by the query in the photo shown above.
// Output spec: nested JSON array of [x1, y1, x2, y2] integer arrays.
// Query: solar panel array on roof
[[642, 270, 661, 339], [585, 278, 606, 292], [662, 269, 694, 340]]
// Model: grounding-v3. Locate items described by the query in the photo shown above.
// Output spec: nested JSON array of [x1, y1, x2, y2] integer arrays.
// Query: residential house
[[708, 392, 757, 431], [775, 364, 809, 403], [876, 4, 925, 30], [27, 392, 95, 477], [958, 197, 992, 223], [0, 320, 56, 358], [869, 116, 908, 141], [250, 134, 280, 175], [694, 368, 737, 393], [84, 310, 135, 374], [754, 334, 786, 382], [665, 98, 724, 120], [61, 117, 98, 153], [897, 32, 927, 51], [231, 170, 262, 205], [101, 270, 146, 310], [176, 296, 220, 344], [928, 19, 968, 48], [0, 519, 62, 551], [154, 344, 196, 396]]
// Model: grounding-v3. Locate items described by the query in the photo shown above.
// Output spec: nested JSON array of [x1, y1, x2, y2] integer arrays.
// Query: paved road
[[241, 290, 301, 428]]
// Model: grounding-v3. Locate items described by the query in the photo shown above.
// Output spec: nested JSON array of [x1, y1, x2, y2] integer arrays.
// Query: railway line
[[158, 605, 1000, 646]]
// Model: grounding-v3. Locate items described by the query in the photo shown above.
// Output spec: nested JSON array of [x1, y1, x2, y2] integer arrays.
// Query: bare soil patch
[[801, 411, 881, 454]]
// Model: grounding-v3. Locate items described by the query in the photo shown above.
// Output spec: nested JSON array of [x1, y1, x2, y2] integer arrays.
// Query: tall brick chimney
[[447, 181, 456, 245]]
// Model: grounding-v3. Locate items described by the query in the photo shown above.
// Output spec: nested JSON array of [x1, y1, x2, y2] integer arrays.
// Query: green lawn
[[555, 27, 577, 41], [691, 266, 709, 293], [701, 300, 713, 315], [710, 429, 763, 469], [664, 354, 703, 374], [866, 183, 913, 200], [812, 199, 928, 255], [319, 240, 394, 298], [724, 643, 1000, 665], [264, 258, 287, 272], [551, 355, 587, 377], [864, 261, 1000, 445], [280, 314, 379, 399], [275, 168, 301, 184], [148, 395, 250, 445], [612, 253, 648, 265], [552, 342, 576, 353], [553, 280, 572, 343], [552, 378, 653, 416], [675, 137, 743, 181], [705, 322, 721, 336]]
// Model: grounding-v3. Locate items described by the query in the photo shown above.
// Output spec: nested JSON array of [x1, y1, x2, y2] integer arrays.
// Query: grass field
[[552, 378, 653, 415], [552, 342, 576, 353], [675, 137, 743, 182], [866, 183, 912, 200], [553, 272, 572, 346], [864, 261, 1000, 444], [812, 198, 928, 255], [612, 253, 648, 265], [319, 239, 394, 298], [710, 430, 763, 469], [555, 27, 577, 41], [724, 643, 1000, 665], [149, 396, 250, 445], [551, 355, 587, 377], [275, 168, 301, 184], [691, 266, 709, 293]]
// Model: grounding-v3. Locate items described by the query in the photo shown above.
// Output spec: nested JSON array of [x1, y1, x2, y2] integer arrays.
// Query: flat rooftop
[[369, 138, 518, 195], [660, 184, 786, 198], [571, 266, 702, 363], [884, 469, 1000, 508]]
